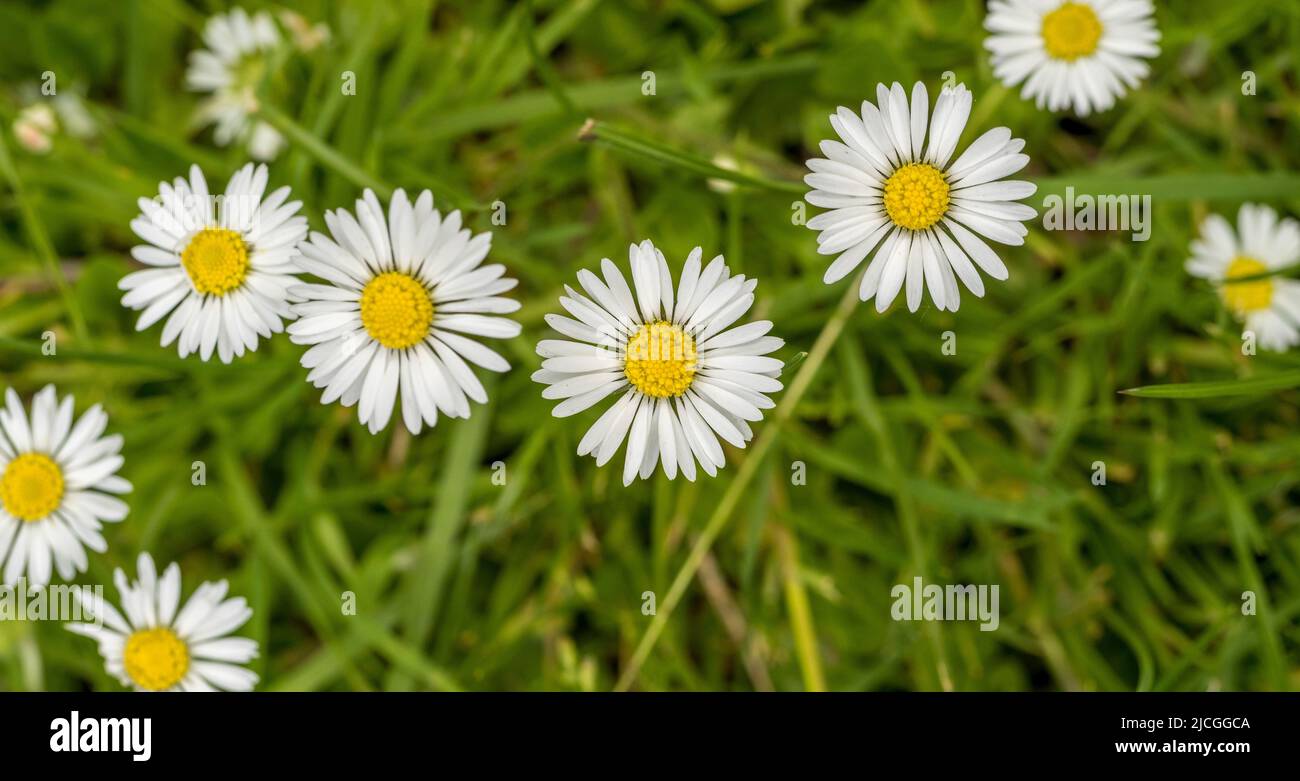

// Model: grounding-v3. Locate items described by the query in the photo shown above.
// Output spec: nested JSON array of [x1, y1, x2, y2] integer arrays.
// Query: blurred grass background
[[1, 0, 1299, 692]]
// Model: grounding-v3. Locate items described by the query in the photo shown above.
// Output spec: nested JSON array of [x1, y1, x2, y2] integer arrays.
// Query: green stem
[[406, 54, 821, 141], [1219, 262, 1300, 283], [257, 103, 394, 199], [524, 0, 577, 116], [614, 271, 863, 691], [1121, 370, 1300, 399], [1033, 173, 1300, 201], [774, 523, 827, 691], [260, 102, 484, 212], [0, 335, 273, 374], [580, 119, 806, 195], [0, 132, 90, 343], [214, 423, 461, 691]]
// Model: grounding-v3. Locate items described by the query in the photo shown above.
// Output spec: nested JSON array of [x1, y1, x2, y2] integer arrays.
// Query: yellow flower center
[[0, 453, 64, 522], [883, 163, 950, 231], [1223, 257, 1273, 314], [624, 321, 698, 398], [181, 227, 250, 296], [123, 627, 190, 691], [1041, 2, 1103, 61], [233, 56, 268, 91], [360, 272, 434, 350]]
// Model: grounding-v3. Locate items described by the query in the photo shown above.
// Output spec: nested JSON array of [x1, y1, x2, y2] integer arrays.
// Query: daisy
[[533, 240, 784, 485], [67, 553, 259, 692], [186, 8, 285, 160], [1186, 204, 1300, 352], [288, 189, 521, 435], [804, 81, 1037, 313], [119, 162, 308, 363], [0, 386, 130, 586], [984, 0, 1160, 116]]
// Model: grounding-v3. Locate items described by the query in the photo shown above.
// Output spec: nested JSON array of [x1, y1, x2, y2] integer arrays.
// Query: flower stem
[[259, 102, 487, 213], [580, 119, 806, 195], [524, 0, 577, 117], [257, 103, 394, 199], [614, 271, 863, 691]]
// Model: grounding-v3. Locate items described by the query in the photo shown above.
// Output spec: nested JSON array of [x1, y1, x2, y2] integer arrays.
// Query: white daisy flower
[[186, 8, 285, 160], [984, 0, 1160, 116], [1186, 204, 1300, 352], [804, 81, 1037, 313], [533, 240, 784, 485], [119, 162, 308, 363], [288, 189, 521, 435], [67, 553, 259, 692], [0, 385, 130, 586]]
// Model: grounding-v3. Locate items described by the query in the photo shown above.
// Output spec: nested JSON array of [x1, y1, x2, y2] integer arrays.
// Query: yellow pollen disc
[[181, 227, 250, 296], [624, 321, 698, 399], [0, 453, 64, 522], [883, 163, 950, 231], [123, 627, 190, 691], [360, 272, 434, 350], [233, 56, 268, 91], [1041, 2, 1103, 61], [1222, 257, 1273, 314]]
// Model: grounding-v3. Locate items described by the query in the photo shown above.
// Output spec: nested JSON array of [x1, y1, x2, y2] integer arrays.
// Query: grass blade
[[1121, 370, 1300, 398]]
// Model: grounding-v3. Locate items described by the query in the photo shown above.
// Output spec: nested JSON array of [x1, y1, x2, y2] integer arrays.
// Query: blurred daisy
[[68, 553, 259, 692], [984, 0, 1160, 116], [119, 163, 307, 363], [533, 241, 783, 485], [278, 9, 331, 52], [0, 386, 130, 586], [1186, 204, 1300, 351], [289, 189, 520, 435], [186, 8, 285, 160], [804, 81, 1036, 313], [12, 103, 56, 154]]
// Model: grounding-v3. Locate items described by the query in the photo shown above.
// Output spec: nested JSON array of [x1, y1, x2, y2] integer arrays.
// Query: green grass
[[1, 0, 1299, 692]]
